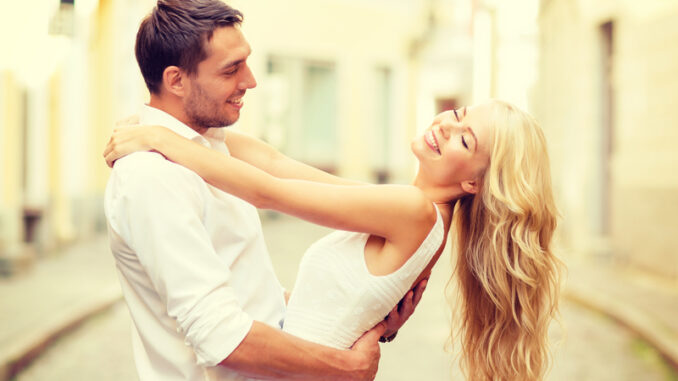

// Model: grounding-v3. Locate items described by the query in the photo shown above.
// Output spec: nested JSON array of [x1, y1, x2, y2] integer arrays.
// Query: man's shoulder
[[115, 152, 196, 176], [109, 151, 204, 192]]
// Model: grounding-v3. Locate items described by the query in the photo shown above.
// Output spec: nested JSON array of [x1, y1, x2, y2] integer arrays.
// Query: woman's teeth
[[426, 130, 441, 155]]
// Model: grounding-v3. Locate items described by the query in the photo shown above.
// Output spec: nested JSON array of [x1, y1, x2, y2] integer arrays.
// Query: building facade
[[0, 0, 147, 273], [534, 0, 678, 278], [0, 0, 471, 274]]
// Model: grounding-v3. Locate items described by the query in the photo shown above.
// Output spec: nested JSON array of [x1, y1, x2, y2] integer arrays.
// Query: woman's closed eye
[[462, 135, 468, 149]]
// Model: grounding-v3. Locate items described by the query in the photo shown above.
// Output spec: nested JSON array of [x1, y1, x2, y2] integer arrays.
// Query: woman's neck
[[411, 176, 465, 206]]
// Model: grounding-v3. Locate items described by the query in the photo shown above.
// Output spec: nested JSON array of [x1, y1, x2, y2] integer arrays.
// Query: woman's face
[[412, 103, 493, 192]]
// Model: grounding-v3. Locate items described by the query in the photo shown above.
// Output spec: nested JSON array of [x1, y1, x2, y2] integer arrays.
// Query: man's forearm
[[219, 321, 374, 380]]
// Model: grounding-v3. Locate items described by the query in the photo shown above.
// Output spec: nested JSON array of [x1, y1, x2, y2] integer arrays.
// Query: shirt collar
[[139, 105, 226, 146]]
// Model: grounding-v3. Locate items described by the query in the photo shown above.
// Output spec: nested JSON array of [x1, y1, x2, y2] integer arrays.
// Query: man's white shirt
[[104, 105, 286, 381]]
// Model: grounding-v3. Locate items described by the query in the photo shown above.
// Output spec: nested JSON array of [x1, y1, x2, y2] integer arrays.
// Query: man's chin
[[193, 115, 239, 129]]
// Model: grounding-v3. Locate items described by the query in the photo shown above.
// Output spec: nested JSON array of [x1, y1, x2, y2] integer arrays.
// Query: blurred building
[[0, 0, 148, 274], [0, 0, 472, 274], [470, 0, 540, 109], [232, 0, 472, 183], [533, 0, 678, 278]]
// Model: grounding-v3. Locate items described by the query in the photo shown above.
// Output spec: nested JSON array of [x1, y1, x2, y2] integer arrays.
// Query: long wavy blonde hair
[[451, 100, 562, 380]]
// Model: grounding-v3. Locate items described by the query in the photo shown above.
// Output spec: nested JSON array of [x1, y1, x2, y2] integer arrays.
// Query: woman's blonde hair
[[452, 100, 562, 380]]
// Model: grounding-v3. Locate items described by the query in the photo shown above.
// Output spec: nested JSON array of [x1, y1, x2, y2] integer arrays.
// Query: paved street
[[13, 214, 678, 380]]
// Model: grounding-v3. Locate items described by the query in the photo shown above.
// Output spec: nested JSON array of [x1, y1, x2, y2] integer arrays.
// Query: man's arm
[[222, 321, 384, 380], [224, 129, 364, 185]]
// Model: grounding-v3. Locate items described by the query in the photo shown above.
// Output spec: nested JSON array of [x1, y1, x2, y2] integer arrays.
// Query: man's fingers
[[388, 305, 398, 319], [412, 279, 428, 307], [404, 291, 417, 316], [370, 321, 387, 339], [397, 290, 414, 314], [353, 322, 386, 349]]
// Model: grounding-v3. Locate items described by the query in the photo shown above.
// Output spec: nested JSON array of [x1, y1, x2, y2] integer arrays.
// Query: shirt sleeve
[[108, 152, 253, 366]]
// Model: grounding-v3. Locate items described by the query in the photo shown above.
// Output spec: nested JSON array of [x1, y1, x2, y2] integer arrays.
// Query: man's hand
[[348, 322, 386, 380], [381, 278, 428, 341]]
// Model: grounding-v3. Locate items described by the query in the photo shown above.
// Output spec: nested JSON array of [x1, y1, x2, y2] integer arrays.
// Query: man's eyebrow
[[218, 59, 244, 71]]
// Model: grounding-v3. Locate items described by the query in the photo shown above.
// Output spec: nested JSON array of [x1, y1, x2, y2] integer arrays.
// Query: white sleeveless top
[[282, 206, 444, 349]]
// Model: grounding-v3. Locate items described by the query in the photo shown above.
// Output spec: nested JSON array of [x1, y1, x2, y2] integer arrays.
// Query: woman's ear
[[161, 66, 186, 97], [461, 180, 479, 194]]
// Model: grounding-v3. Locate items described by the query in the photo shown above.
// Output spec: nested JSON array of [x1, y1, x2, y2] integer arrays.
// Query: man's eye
[[224, 66, 239, 75], [454, 109, 460, 122], [462, 136, 468, 149]]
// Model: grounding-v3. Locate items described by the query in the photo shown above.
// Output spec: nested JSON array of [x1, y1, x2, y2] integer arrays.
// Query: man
[[104, 1, 425, 380]]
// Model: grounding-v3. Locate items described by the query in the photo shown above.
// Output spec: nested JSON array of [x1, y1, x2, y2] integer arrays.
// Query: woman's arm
[[223, 130, 364, 186], [104, 126, 435, 244]]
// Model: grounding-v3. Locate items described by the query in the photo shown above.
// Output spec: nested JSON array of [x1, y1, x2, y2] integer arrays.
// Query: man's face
[[183, 26, 256, 129]]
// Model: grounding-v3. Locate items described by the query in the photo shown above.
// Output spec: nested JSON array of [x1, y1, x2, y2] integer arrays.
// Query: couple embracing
[[103, 1, 562, 380]]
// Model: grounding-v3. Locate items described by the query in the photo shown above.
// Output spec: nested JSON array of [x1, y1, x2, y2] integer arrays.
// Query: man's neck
[[148, 95, 208, 135]]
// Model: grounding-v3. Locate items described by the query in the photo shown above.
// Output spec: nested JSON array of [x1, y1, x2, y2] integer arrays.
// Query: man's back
[[104, 106, 286, 380]]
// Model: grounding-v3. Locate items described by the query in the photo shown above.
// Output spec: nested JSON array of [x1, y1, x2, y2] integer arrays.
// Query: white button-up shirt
[[104, 105, 286, 381]]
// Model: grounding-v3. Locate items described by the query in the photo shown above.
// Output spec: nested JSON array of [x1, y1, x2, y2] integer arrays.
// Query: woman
[[104, 99, 562, 381]]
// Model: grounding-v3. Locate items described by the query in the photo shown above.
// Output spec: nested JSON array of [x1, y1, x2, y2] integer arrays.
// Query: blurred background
[[1, 0, 677, 380]]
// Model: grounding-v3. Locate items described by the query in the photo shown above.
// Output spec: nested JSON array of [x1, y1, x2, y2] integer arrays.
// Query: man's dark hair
[[135, 0, 243, 94]]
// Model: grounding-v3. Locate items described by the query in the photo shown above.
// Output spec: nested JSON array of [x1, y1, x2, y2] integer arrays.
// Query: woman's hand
[[103, 125, 163, 168]]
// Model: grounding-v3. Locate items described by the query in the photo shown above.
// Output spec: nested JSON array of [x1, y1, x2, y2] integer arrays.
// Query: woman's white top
[[283, 206, 444, 349]]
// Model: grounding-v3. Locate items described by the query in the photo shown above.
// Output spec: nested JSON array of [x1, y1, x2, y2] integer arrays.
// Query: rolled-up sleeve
[[110, 153, 252, 366]]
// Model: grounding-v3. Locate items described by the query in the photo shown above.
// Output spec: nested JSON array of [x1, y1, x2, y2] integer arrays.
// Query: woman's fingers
[[104, 152, 115, 168], [116, 114, 140, 127], [104, 120, 142, 168]]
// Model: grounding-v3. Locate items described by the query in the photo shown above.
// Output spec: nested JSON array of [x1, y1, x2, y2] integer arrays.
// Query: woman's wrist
[[147, 125, 179, 156]]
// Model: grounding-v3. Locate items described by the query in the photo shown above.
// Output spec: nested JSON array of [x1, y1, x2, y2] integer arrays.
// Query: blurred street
[[6, 214, 678, 381], [2, 0, 678, 380]]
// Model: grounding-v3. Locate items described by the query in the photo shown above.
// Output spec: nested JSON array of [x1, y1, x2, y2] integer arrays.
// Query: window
[[264, 57, 338, 172]]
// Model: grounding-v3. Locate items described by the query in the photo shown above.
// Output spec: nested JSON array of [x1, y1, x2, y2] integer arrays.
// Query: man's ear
[[461, 180, 479, 194], [162, 66, 186, 97]]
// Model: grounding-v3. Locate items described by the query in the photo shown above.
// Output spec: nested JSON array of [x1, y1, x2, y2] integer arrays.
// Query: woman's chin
[[410, 138, 425, 159]]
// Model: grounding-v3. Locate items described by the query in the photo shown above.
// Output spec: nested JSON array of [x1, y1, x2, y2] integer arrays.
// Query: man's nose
[[238, 64, 257, 90]]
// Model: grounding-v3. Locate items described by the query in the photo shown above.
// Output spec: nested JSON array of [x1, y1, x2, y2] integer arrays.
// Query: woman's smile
[[425, 129, 441, 155]]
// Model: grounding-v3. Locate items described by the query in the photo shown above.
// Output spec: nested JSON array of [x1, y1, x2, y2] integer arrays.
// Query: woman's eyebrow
[[467, 127, 478, 153], [453, 107, 467, 122]]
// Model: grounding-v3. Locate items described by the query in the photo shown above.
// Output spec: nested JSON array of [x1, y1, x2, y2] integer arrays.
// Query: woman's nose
[[438, 121, 454, 139]]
